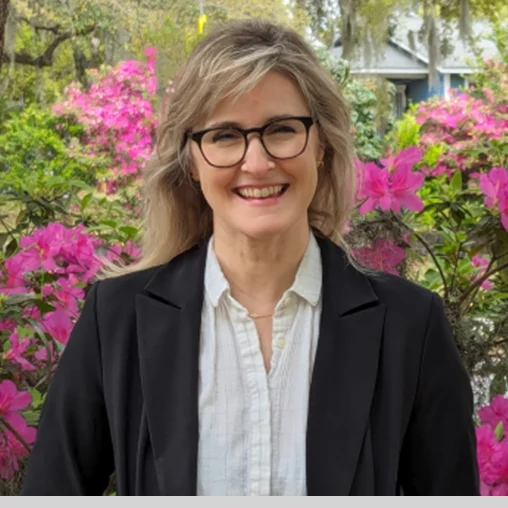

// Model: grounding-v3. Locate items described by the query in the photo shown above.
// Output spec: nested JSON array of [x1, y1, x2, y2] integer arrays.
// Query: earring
[[317, 160, 324, 170]]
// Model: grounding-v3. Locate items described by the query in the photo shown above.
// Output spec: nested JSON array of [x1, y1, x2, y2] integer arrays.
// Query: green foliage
[[387, 110, 421, 149], [317, 52, 391, 161], [0, 104, 139, 248], [0, 104, 98, 194]]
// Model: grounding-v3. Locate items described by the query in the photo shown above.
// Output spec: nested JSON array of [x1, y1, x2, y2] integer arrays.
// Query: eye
[[211, 129, 243, 143], [266, 122, 297, 135]]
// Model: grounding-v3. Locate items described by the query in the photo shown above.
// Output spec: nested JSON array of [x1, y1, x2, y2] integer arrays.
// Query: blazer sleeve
[[21, 282, 114, 495], [399, 293, 480, 495]]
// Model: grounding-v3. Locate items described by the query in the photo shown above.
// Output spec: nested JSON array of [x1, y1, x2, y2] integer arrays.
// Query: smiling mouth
[[233, 184, 290, 200]]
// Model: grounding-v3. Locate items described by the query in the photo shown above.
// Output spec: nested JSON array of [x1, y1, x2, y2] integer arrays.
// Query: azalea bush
[[476, 395, 508, 495], [350, 60, 508, 376], [52, 47, 158, 191], [0, 222, 140, 488], [0, 51, 154, 491]]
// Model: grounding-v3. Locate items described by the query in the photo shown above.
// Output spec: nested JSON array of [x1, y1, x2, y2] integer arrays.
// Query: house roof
[[330, 13, 499, 75]]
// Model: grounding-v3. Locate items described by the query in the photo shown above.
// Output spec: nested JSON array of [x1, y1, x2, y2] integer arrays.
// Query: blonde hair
[[101, 18, 358, 277]]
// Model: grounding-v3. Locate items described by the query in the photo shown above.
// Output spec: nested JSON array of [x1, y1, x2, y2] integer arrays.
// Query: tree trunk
[[338, 0, 356, 61], [0, 0, 10, 70]]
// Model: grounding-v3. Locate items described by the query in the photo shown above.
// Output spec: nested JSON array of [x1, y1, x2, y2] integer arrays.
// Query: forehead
[[203, 70, 310, 128]]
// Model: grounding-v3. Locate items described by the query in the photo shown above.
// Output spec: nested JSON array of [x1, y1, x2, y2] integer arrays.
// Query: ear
[[189, 165, 200, 182], [317, 145, 325, 168]]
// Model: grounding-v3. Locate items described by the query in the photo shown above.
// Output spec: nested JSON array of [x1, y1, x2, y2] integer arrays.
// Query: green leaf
[[68, 179, 93, 190], [450, 171, 463, 193], [23, 410, 40, 427], [16, 326, 34, 339], [28, 387, 42, 409], [3, 339, 11, 354], [495, 421, 504, 441], [118, 225, 139, 238], [33, 299, 56, 314], [4, 237, 18, 257], [80, 192, 93, 211], [102, 219, 118, 229], [0, 232, 8, 249]]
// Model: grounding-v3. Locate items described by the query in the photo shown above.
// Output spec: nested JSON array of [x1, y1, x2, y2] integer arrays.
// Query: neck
[[213, 222, 310, 315]]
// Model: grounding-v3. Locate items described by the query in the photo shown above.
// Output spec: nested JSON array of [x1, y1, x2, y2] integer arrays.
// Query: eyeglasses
[[186, 116, 315, 168]]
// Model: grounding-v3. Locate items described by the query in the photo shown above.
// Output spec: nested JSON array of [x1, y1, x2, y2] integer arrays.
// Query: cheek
[[199, 170, 236, 203], [287, 158, 318, 187]]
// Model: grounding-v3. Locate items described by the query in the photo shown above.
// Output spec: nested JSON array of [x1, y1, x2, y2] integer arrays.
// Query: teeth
[[237, 185, 284, 199]]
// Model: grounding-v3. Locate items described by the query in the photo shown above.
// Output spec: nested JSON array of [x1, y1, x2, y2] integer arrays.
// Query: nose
[[240, 134, 274, 174]]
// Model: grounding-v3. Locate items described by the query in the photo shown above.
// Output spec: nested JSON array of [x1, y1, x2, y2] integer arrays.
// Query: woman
[[21, 19, 479, 496]]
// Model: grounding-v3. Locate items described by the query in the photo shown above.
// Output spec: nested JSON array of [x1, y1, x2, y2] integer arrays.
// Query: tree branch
[[0, 0, 10, 64], [16, 15, 62, 34], [460, 260, 508, 304], [391, 213, 449, 297], [0, 414, 32, 453], [461, 254, 495, 310], [1, 24, 95, 67]]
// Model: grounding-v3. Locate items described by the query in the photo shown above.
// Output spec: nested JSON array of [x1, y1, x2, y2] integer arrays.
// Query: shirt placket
[[231, 303, 272, 496]]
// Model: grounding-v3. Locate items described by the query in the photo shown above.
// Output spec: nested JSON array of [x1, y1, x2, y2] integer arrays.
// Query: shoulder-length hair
[[101, 18, 358, 277]]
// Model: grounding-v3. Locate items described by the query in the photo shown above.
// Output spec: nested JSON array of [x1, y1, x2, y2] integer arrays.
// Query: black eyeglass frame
[[186, 115, 315, 168]]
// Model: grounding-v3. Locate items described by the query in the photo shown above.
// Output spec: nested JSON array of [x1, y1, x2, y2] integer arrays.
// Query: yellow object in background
[[198, 14, 208, 34]]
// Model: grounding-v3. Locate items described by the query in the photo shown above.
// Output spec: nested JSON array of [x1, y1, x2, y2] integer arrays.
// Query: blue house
[[329, 14, 499, 116]]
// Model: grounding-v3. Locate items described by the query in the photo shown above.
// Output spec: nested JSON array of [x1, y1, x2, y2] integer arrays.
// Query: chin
[[234, 217, 300, 240]]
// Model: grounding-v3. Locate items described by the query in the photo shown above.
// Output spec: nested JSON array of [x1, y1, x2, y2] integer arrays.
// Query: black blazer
[[21, 235, 480, 495]]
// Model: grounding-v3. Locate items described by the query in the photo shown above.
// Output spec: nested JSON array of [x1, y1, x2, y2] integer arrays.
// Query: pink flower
[[45, 276, 84, 317], [144, 47, 157, 58], [490, 441, 508, 495], [499, 185, 508, 232], [358, 162, 390, 213], [53, 53, 157, 182], [472, 255, 494, 290], [353, 238, 406, 275], [480, 168, 508, 208], [107, 240, 141, 262], [389, 162, 425, 213], [0, 380, 32, 434], [42, 309, 73, 345], [476, 425, 499, 484], [358, 147, 424, 214], [34, 341, 56, 364], [4, 331, 35, 371], [0, 418, 36, 480], [479, 395, 508, 430], [0, 257, 28, 295]]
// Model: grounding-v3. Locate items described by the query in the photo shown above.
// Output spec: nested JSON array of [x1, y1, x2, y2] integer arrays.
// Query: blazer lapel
[[307, 236, 386, 495], [136, 241, 208, 495]]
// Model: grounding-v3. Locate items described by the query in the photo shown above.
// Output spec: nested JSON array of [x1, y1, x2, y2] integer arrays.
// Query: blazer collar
[[142, 233, 378, 313], [143, 238, 209, 309], [136, 233, 384, 495]]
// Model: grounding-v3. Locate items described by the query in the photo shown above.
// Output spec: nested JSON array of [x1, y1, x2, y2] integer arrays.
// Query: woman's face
[[189, 70, 323, 241]]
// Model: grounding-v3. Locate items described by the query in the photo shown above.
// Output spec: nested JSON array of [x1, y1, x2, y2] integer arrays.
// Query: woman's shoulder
[[92, 241, 206, 311], [319, 235, 436, 311], [363, 269, 439, 326], [92, 264, 165, 313], [366, 270, 434, 304]]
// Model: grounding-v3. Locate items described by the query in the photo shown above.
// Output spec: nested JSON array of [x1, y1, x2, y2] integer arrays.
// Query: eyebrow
[[204, 114, 303, 130]]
